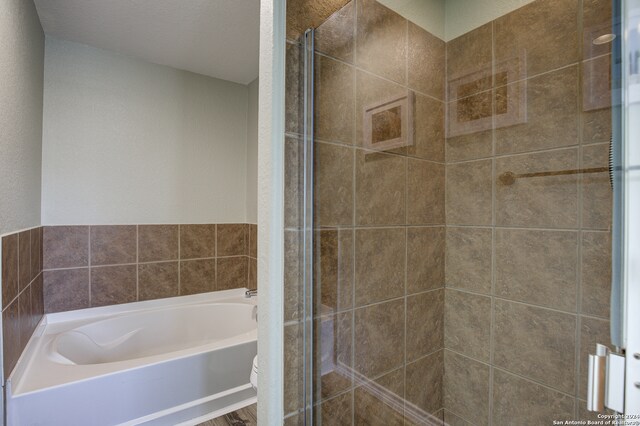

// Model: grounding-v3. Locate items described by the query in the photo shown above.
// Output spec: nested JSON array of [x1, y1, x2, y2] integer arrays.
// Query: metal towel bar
[[498, 167, 608, 185]]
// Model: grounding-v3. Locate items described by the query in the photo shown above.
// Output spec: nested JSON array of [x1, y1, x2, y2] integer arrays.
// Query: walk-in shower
[[283, 0, 626, 424]]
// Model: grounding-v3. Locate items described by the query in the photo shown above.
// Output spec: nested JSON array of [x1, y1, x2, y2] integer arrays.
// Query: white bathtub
[[5, 288, 257, 426]]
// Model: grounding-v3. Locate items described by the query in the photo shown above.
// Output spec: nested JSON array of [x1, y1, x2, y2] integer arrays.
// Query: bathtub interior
[[8, 288, 257, 396]]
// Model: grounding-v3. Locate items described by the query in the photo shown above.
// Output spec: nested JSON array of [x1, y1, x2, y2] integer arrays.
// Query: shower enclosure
[[282, 0, 634, 423]]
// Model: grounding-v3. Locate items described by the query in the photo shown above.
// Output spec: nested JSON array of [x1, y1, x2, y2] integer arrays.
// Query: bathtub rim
[[7, 288, 256, 397]]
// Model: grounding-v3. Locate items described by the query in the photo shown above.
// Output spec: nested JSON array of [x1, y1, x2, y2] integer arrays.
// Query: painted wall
[[0, 0, 44, 235], [42, 37, 253, 225], [379, 0, 446, 40], [445, 0, 536, 40], [246, 78, 259, 224], [379, 0, 538, 41]]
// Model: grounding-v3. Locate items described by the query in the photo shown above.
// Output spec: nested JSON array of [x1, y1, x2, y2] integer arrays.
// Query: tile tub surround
[[2, 227, 45, 378], [285, 0, 446, 422], [42, 224, 257, 314]]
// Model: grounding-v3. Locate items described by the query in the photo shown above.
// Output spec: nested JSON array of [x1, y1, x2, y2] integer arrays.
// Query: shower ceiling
[[33, 0, 260, 84]]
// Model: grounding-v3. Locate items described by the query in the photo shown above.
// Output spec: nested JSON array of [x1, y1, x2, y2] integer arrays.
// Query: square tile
[[444, 290, 491, 362], [138, 262, 179, 301], [581, 231, 611, 318], [30, 227, 42, 281], [496, 148, 579, 228], [217, 224, 246, 257], [217, 256, 247, 291], [493, 300, 577, 393], [355, 228, 405, 306], [495, 228, 578, 311], [43, 268, 90, 313], [443, 351, 489, 426], [138, 225, 178, 262], [492, 369, 575, 425], [406, 350, 443, 414], [406, 227, 444, 294], [354, 299, 405, 378], [90, 225, 136, 266], [446, 23, 493, 100], [315, 54, 355, 145], [445, 227, 492, 294], [3, 302, 20, 378], [494, 0, 579, 78], [407, 290, 444, 362], [408, 22, 445, 100], [180, 259, 215, 295], [356, 0, 407, 84], [581, 143, 612, 230], [315, 229, 353, 312], [315, 0, 355, 63], [314, 142, 354, 226], [495, 67, 579, 155], [407, 159, 445, 225], [446, 159, 492, 226], [90, 265, 137, 307], [18, 230, 30, 290], [355, 150, 406, 226], [43, 226, 89, 269], [2, 233, 19, 307], [354, 367, 405, 425], [180, 224, 216, 259]]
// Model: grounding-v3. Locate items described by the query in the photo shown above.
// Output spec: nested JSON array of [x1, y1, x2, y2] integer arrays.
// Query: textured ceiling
[[34, 0, 260, 84]]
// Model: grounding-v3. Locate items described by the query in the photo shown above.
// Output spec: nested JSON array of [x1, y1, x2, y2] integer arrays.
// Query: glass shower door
[[285, 0, 620, 424]]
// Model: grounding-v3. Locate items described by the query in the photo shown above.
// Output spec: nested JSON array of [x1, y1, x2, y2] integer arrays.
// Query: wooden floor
[[197, 404, 257, 426]]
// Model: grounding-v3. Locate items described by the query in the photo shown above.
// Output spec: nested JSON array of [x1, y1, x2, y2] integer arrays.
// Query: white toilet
[[250, 356, 258, 390]]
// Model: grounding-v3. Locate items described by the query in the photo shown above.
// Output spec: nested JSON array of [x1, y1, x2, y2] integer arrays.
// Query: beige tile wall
[[285, 0, 446, 423], [443, 0, 613, 424], [2, 227, 44, 378], [285, 0, 613, 423], [42, 224, 257, 314]]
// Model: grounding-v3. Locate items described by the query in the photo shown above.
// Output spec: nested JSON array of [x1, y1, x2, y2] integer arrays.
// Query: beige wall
[[0, 0, 44, 235], [445, 0, 536, 40], [42, 37, 253, 225]]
